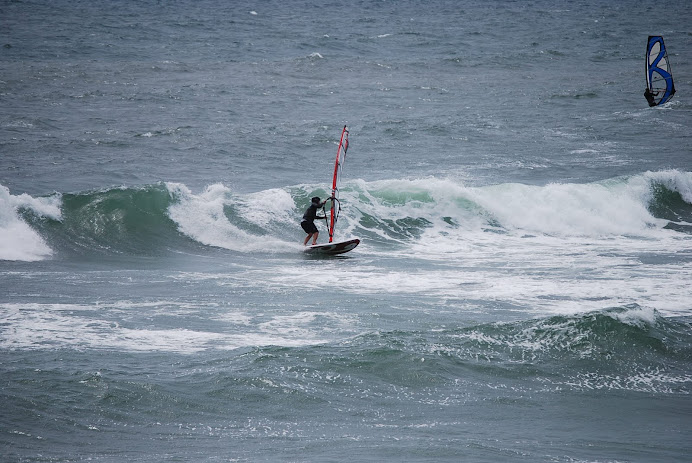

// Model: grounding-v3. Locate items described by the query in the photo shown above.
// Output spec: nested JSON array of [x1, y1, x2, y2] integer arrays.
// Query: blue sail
[[645, 36, 676, 106]]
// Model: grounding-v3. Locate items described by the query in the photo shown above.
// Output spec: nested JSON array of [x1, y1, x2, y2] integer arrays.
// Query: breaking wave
[[1, 170, 691, 261]]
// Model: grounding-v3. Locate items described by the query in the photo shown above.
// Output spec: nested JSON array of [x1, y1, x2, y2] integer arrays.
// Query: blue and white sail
[[645, 36, 675, 107]]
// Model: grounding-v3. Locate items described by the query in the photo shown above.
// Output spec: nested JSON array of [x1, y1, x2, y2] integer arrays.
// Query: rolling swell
[[310, 305, 692, 395], [134, 304, 692, 422], [3, 307, 689, 456]]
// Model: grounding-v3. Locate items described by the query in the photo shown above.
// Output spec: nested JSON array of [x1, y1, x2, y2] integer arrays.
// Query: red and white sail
[[328, 126, 349, 242]]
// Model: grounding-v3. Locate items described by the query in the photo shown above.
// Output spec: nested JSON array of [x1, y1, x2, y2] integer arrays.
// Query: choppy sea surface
[[2, 1, 692, 461]]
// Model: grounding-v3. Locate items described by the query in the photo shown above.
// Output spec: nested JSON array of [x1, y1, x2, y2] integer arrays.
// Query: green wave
[[314, 305, 692, 394], [23, 183, 193, 258], [12, 170, 692, 260]]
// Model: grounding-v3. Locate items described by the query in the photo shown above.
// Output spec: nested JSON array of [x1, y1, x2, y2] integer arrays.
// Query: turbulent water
[[2, 0, 692, 462]]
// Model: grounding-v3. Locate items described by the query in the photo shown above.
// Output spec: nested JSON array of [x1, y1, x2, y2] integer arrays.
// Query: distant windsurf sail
[[645, 36, 675, 107], [328, 126, 349, 243]]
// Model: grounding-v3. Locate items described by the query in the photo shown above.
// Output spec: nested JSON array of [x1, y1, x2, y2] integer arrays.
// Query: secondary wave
[[339, 304, 692, 394], [1, 170, 690, 261]]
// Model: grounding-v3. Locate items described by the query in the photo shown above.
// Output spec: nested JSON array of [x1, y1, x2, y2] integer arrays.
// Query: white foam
[[240, 188, 296, 227], [565, 369, 692, 394], [643, 169, 692, 203], [0, 302, 354, 353], [166, 182, 292, 252], [349, 172, 692, 241], [248, 226, 692, 318], [0, 185, 61, 261], [227, 173, 690, 317], [0, 302, 225, 352], [607, 305, 657, 328], [467, 180, 664, 238]]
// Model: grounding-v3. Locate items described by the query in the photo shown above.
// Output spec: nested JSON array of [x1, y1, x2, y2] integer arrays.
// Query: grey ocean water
[[2, 1, 692, 462]]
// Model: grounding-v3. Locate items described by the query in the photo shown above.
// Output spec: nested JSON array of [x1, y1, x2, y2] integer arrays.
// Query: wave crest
[[0, 185, 60, 261], [1, 170, 690, 261]]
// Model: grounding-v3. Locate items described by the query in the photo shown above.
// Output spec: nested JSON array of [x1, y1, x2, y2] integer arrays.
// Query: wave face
[[436, 305, 692, 394], [330, 304, 692, 396], [14, 183, 188, 259], [1, 302, 689, 394], [2, 170, 691, 261]]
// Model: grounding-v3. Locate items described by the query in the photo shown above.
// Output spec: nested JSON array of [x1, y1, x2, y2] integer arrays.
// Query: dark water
[[2, 0, 692, 461]]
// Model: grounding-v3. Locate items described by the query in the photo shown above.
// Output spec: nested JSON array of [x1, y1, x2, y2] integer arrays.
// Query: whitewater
[[3, 170, 691, 326]]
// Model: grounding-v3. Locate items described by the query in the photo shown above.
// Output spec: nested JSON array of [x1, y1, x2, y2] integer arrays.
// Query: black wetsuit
[[301, 203, 323, 234], [644, 88, 656, 107]]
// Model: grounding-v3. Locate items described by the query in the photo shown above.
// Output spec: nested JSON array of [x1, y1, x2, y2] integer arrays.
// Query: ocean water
[[2, 0, 692, 461]]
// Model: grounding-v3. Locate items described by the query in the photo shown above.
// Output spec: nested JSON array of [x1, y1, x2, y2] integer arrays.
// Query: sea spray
[[0, 185, 61, 261], [166, 182, 294, 253]]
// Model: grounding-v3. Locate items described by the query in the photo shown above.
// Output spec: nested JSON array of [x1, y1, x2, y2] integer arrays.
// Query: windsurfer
[[644, 87, 656, 107], [301, 196, 327, 245]]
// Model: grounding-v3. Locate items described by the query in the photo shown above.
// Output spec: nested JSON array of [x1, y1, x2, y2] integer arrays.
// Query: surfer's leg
[[303, 233, 313, 245], [312, 231, 319, 245]]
